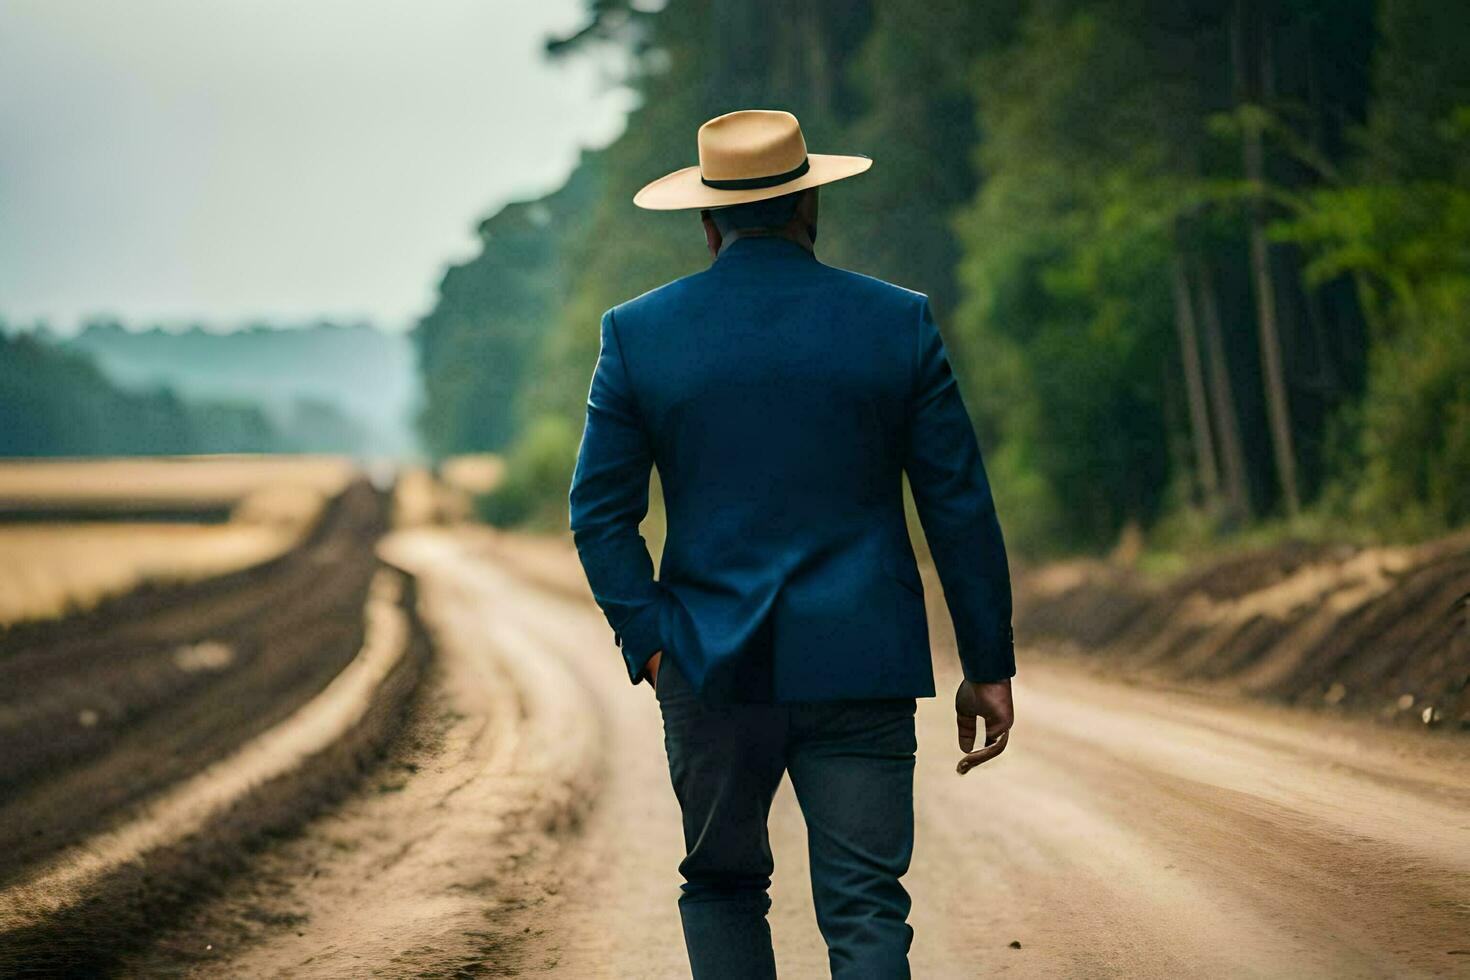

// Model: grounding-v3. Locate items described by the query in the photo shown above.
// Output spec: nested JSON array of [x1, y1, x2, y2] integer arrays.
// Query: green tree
[[1275, 0, 1470, 532]]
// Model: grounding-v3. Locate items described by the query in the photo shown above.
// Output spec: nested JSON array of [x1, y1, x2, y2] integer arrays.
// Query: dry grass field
[[390, 465, 475, 528], [437, 453, 504, 496], [0, 523, 300, 626], [0, 455, 358, 627], [0, 455, 354, 512]]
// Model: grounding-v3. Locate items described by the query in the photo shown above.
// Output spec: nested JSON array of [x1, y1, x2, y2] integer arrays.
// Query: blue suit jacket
[[569, 234, 1014, 704]]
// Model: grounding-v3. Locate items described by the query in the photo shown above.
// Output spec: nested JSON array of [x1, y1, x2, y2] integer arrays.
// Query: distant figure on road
[[569, 109, 1016, 979]]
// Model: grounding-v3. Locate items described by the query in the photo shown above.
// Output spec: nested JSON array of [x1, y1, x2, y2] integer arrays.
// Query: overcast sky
[[0, 1, 631, 333]]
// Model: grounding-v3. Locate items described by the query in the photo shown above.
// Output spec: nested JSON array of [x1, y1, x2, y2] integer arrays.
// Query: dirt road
[[124, 526, 1470, 978]]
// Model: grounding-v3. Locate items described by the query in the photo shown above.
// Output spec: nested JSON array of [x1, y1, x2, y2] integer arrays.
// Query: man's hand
[[640, 650, 663, 689], [955, 678, 1013, 775]]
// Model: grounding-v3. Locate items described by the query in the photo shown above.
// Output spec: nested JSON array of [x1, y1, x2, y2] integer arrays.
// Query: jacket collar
[[714, 232, 817, 265]]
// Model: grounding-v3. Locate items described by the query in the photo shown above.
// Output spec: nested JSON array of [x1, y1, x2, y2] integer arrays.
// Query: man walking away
[[570, 109, 1016, 979]]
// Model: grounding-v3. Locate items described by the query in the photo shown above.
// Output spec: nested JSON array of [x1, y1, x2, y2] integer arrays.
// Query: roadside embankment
[[1015, 530, 1470, 730]]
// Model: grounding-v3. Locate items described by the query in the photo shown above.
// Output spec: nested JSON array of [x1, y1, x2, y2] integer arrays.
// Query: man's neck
[[718, 223, 815, 257]]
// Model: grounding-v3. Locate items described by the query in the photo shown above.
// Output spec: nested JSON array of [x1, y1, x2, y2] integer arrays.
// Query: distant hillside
[[0, 332, 280, 457], [59, 321, 420, 458]]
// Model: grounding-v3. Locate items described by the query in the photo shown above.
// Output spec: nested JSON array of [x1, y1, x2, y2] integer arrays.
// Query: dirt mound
[[1017, 531, 1470, 730]]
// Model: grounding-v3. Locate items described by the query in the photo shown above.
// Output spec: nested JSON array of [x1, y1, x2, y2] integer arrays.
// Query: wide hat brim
[[633, 153, 873, 211]]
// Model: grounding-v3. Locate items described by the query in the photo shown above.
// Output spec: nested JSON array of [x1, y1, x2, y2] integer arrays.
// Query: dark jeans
[[655, 655, 918, 979]]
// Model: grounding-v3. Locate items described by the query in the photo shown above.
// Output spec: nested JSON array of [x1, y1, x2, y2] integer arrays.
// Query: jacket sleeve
[[901, 296, 1016, 683], [569, 307, 666, 685]]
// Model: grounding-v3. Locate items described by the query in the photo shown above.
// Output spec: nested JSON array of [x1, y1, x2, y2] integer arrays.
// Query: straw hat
[[633, 109, 872, 211]]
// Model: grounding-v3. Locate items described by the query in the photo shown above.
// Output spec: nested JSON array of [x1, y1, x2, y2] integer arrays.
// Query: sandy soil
[[123, 526, 1470, 979]]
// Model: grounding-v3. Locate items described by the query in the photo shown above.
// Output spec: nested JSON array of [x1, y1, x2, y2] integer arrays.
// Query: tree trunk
[[1232, 0, 1300, 516], [1195, 254, 1252, 522], [1170, 246, 1219, 504], [1162, 357, 1194, 510]]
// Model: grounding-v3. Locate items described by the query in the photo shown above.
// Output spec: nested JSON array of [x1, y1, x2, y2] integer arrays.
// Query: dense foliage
[[415, 0, 1470, 552]]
